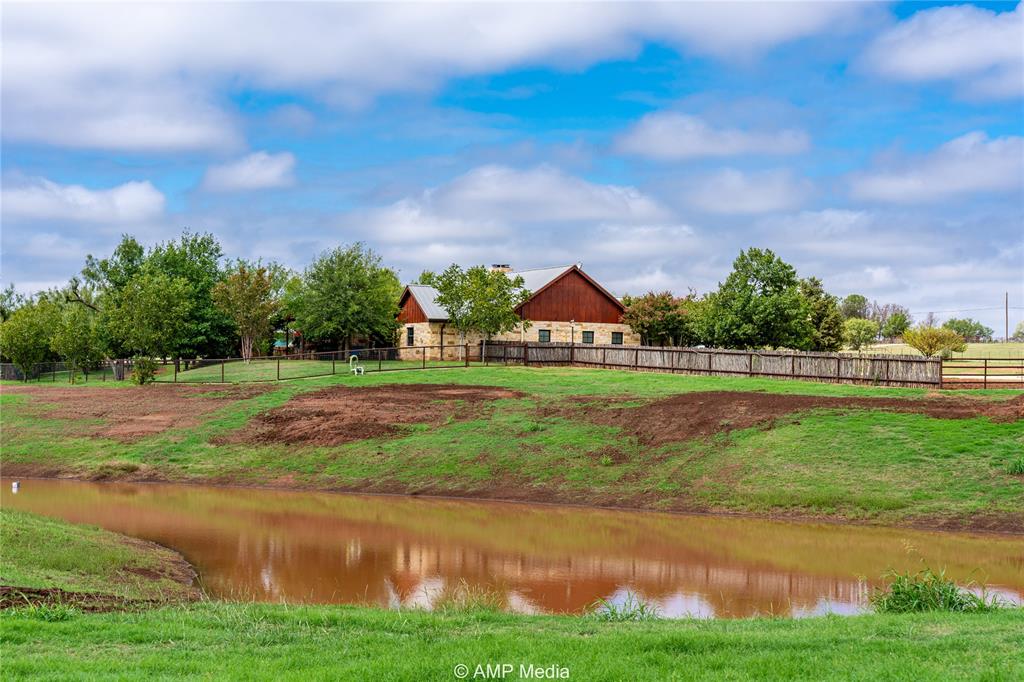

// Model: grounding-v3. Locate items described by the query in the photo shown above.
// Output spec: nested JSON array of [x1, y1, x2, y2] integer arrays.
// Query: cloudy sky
[[2, 1, 1022, 332]]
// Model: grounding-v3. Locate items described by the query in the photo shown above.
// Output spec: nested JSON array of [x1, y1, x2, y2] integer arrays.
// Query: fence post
[[277, 358, 281, 381], [465, 344, 470, 368], [983, 358, 988, 389], [221, 360, 225, 383], [52, 365, 56, 382], [635, 348, 639, 370], [333, 357, 336, 375], [836, 356, 841, 382], [524, 343, 529, 367], [379, 350, 383, 372], [884, 358, 890, 386], [503, 343, 508, 365], [570, 342, 575, 366], [748, 352, 753, 378], [174, 362, 178, 383], [791, 354, 796, 378]]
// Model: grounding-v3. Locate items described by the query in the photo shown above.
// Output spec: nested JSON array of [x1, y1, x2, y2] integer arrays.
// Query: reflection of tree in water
[[5, 478, 1021, 617]]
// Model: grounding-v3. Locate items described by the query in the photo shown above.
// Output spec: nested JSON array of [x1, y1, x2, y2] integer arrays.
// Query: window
[[581, 331, 594, 344], [538, 329, 551, 343], [611, 332, 624, 345], [406, 326, 415, 347]]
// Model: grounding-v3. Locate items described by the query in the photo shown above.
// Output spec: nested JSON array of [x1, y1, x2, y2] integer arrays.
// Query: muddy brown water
[[3, 478, 1022, 618]]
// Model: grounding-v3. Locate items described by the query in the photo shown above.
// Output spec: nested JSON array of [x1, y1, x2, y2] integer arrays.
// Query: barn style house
[[397, 264, 639, 359]]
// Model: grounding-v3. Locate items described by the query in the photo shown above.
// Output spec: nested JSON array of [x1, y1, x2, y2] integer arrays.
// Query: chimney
[[490, 264, 512, 273]]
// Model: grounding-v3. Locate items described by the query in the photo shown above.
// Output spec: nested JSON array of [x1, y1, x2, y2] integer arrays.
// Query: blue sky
[[2, 1, 1022, 332]]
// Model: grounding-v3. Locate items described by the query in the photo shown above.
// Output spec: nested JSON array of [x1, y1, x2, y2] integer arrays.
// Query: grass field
[[2, 367, 1022, 529], [0, 509, 196, 604], [2, 509, 1021, 681], [152, 357, 473, 383], [866, 342, 1024, 358]]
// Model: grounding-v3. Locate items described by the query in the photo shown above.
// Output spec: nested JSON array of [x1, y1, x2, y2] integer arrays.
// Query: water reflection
[[2, 478, 1021, 618]]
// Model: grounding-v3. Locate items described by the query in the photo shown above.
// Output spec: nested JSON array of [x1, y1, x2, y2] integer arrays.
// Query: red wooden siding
[[518, 269, 623, 323], [397, 291, 428, 324]]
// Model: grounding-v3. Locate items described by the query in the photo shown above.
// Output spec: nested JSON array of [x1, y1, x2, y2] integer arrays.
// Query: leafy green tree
[[146, 232, 232, 358], [703, 248, 811, 350], [291, 243, 401, 350], [0, 300, 56, 378], [1012, 321, 1024, 342], [49, 303, 104, 382], [213, 263, 280, 362], [424, 265, 531, 345], [843, 318, 879, 351], [903, 326, 967, 357], [622, 291, 700, 346], [105, 272, 194, 358], [799, 277, 844, 352], [1, 284, 26, 322], [881, 310, 912, 340], [942, 318, 993, 342], [840, 294, 869, 320]]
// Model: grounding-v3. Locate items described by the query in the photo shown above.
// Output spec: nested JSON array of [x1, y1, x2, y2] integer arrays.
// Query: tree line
[[620, 248, 976, 358], [0, 233, 401, 382]]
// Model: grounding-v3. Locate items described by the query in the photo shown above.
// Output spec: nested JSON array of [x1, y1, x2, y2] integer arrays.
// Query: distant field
[[154, 357, 474, 383], [865, 342, 1024, 358]]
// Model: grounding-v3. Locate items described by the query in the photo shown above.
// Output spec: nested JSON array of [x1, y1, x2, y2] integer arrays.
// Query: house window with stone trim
[[538, 329, 551, 343], [582, 331, 594, 344], [406, 326, 414, 346], [611, 332, 623, 345]]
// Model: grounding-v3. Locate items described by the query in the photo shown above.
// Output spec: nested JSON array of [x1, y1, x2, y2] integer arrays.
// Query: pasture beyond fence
[[2, 344, 1019, 389]]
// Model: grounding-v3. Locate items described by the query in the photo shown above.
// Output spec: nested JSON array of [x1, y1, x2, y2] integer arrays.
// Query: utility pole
[[1006, 291, 1010, 341]]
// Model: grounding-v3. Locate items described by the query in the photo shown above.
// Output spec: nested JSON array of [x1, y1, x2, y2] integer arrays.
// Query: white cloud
[[849, 132, 1024, 203], [684, 168, 811, 214], [616, 113, 810, 160], [202, 151, 296, 192], [1, 3, 866, 151], [861, 4, 1023, 99], [1, 177, 165, 223]]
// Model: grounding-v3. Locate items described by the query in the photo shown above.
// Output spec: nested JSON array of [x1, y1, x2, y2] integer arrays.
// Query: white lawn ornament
[[349, 355, 364, 376]]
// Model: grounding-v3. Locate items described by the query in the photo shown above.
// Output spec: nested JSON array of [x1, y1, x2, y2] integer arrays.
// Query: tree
[[840, 294, 869, 320], [799, 277, 844, 352], [50, 304, 103, 382], [1, 284, 26, 322], [843, 318, 879, 352], [881, 310, 911, 340], [424, 265, 530, 344], [212, 263, 279, 362], [942, 318, 993, 342], [291, 243, 401, 350], [621, 291, 700, 346], [146, 232, 233, 358], [903, 326, 967, 357], [703, 248, 810, 350], [105, 272, 194, 358], [0, 301, 56, 378], [1012, 321, 1024, 342]]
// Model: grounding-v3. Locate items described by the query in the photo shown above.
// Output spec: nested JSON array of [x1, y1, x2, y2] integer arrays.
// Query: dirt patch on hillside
[[1, 383, 269, 442], [573, 391, 1024, 446], [229, 384, 524, 446]]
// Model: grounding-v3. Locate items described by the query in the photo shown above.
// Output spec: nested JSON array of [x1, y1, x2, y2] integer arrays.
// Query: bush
[[588, 592, 661, 621], [903, 326, 967, 358], [130, 356, 158, 385], [843, 318, 879, 351], [870, 568, 1003, 614]]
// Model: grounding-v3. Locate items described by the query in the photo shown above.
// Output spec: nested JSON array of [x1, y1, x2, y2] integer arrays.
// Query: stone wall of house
[[397, 320, 639, 361]]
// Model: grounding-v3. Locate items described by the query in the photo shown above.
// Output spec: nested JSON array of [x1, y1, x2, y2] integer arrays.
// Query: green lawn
[[153, 357, 475, 383], [1, 510, 1021, 681], [0, 509, 195, 603], [2, 367, 1022, 529]]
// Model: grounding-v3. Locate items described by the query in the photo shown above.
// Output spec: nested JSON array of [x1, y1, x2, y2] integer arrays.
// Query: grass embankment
[[0, 509, 197, 607], [2, 510, 1022, 681], [2, 367, 1022, 529]]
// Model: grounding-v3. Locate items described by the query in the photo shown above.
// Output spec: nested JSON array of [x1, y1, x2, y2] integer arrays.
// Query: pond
[[4, 478, 1022, 618]]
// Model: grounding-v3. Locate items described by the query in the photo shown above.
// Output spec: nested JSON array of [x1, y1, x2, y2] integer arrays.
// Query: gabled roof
[[402, 284, 450, 321], [400, 264, 622, 321]]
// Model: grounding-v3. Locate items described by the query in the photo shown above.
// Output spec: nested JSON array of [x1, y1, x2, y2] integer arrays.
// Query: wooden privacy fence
[[482, 342, 943, 388]]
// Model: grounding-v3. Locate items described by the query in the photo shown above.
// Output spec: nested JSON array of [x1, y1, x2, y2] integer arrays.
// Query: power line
[[908, 306, 1024, 315]]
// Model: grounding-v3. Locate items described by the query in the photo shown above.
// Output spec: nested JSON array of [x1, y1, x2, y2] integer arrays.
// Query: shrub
[[842, 318, 879, 351], [588, 592, 661, 621], [870, 568, 1003, 614], [1007, 456, 1024, 475], [130, 356, 158, 385], [903, 326, 967, 358]]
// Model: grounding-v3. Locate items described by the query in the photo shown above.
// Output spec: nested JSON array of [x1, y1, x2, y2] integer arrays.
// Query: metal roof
[[404, 264, 582, 322]]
